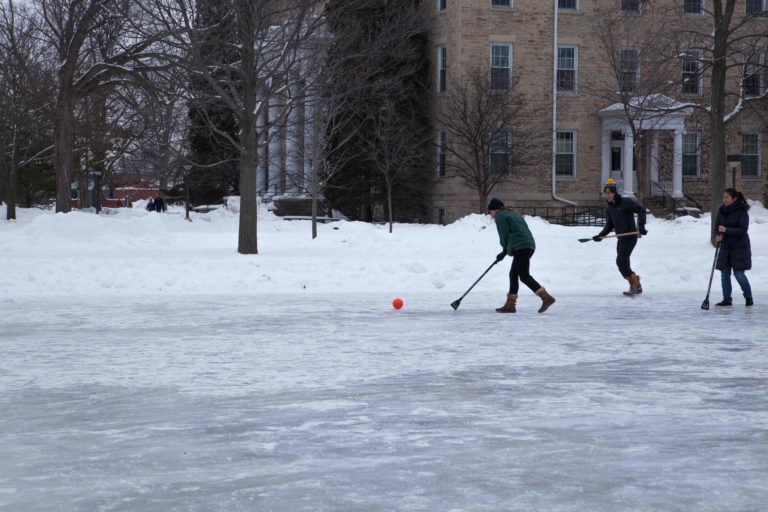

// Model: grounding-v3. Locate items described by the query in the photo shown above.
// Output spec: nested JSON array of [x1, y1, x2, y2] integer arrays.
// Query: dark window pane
[[492, 0, 511, 6], [556, 154, 574, 176], [491, 68, 510, 90], [621, 0, 640, 12], [684, 0, 702, 14], [559, 0, 577, 8], [746, 0, 762, 15]]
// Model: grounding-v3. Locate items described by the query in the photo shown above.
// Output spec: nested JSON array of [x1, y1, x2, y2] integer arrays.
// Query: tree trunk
[[237, 0, 258, 255], [54, 91, 75, 213], [709, 4, 730, 242]]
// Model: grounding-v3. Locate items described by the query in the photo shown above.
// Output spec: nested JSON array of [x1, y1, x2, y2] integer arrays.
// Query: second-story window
[[682, 51, 701, 95], [619, 49, 639, 93], [621, 0, 641, 12], [438, 45, 447, 93], [746, 0, 764, 14], [684, 0, 703, 14], [490, 44, 512, 90], [557, 46, 577, 92]]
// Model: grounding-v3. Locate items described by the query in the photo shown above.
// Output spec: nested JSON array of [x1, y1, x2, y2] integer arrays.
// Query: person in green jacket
[[488, 198, 555, 313]]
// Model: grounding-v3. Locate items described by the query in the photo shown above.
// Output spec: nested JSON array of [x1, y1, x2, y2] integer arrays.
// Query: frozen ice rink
[[1, 292, 766, 511]]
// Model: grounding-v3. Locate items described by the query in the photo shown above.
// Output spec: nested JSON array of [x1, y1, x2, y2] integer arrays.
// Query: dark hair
[[724, 188, 750, 211]]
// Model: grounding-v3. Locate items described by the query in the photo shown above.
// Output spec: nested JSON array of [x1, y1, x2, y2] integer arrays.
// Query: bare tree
[[436, 67, 543, 213], [0, 1, 54, 220]]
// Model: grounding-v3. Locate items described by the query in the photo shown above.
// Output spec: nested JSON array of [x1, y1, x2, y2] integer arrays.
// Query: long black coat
[[598, 195, 647, 237], [715, 203, 752, 271]]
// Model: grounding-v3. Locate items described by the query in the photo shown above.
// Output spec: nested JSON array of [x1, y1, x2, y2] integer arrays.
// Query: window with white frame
[[556, 131, 576, 176], [559, 0, 577, 9], [490, 44, 512, 90], [437, 130, 447, 177], [437, 45, 447, 93], [621, 0, 641, 12], [743, 53, 763, 96], [746, 0, 764, 15], [619, 49, 639, 93], [742, 134, 760, 178], [684, 0, 703, 14], [491, 0, 511, 7], [490, 129, 511, 175], [682, 51, 701, 95], [557, 46, 577, 92], [682, 133, 700, 177]]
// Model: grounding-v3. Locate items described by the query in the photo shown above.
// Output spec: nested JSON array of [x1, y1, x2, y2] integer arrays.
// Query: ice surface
[[1, 293, 765, 511]]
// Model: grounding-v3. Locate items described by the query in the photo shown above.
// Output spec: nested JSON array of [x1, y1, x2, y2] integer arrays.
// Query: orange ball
[[392, 298, 404, 310]]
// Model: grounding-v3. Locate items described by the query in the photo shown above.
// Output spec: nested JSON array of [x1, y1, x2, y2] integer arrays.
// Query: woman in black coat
[[714, 188, 753, 306]]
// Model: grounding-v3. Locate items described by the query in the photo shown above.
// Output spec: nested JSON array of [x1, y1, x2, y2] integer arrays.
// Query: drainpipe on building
[[551, 1, 577, 207]]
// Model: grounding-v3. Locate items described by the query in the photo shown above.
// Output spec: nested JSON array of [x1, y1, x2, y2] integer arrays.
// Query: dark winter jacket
[[598, 195, 646, 238], [495, 209, 535, 254], [715, 202, 752, 271]]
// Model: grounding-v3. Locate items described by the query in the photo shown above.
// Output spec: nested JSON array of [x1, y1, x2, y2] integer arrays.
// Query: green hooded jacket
[[495, 209, 535, 254]]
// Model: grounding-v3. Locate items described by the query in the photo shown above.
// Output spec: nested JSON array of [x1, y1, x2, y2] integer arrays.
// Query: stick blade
[[701, 299, 710, 310], [577, 238, 590, 243], [450, 300, 461, 310]]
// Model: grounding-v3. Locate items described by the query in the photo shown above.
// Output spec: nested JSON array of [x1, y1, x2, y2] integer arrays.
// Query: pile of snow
[[1, 201, 766, 299]]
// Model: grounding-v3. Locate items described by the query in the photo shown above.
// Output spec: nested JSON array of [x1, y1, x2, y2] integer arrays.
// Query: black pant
[[616, 237, 638, 277], [508, 248, 542, 294]]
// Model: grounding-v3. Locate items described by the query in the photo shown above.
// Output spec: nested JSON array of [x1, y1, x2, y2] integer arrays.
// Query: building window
[[559, 0, 577, 8], [557, 46, 577, 92], [682, 133, 700, 177], [621, 0, 641, 12], [490, 44, 512, 90], [556, 131, 576, 177], [746, 0, 764, 14], [742, 134, 760, 178], [437, 0, 446, 10], [490, 129, 511, 175], [743, 53, 763, 96], [436, 208, 446, 225], [491, 0, 512, 6], [619, 49, 639, 93], [437, 45, 447, 93], [682, 51, 701, 95], [684, 0, 703, 14], [437, 130, 446, 177]]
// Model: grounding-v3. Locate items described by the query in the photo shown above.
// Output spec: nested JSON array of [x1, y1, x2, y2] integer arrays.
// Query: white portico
[[598, 95, 694, 198]]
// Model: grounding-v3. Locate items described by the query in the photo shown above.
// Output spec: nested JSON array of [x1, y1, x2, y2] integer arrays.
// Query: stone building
[[428, 0, 768, 223]]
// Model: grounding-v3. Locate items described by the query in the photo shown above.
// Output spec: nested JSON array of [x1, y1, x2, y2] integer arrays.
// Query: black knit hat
[[487, 197, 505, 211]]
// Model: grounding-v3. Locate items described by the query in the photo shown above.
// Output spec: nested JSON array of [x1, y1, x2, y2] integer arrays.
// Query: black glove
[[495, 251, 506, 262], [639, 225, 648, 236], [592, 235, 603, 242]]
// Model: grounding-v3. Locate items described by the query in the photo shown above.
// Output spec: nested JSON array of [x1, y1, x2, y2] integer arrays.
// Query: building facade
[[429, 0, 768, 222]]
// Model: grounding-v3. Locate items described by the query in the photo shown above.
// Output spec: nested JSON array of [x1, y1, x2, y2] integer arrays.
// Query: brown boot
[[495, 294, 517, 313], [623, 274, 642, 296], [534, 288, 555, 313]]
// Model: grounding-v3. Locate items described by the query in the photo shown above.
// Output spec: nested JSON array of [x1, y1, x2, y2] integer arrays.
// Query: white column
[[601, 129, 611, 191], [268, 101, 281, 195], [650, 131, 659, 184], [286, 93, 301, 193], [256, 105, 266, 197], [673, 129, 683, 198], [622, 128, 634, 196], [303, 101, 313, 190]]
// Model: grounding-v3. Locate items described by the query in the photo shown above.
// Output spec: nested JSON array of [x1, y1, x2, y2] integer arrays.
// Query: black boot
[[746, 296, 754, 307], [715, 299, 732, 307]]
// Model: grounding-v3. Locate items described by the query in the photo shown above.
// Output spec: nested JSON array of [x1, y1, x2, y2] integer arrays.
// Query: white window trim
[[619, 48, 640, 93], [490, 128, 512, 175], [682, 50, 702, 96], [556, 130, 577, 178], [682, 132, 701, 177], [490, 43, 513, 90], [743, 54, 764, 97], [741, 133, 762, 179], [557, 45, 579, 93]]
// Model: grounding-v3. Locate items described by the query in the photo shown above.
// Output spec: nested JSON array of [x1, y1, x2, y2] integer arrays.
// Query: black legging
[[508, 248, 542, 294], [616, 236, 638, 277]]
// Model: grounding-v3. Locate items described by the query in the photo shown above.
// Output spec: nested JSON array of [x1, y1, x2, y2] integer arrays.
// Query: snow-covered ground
[[1, 202, 766, 511]]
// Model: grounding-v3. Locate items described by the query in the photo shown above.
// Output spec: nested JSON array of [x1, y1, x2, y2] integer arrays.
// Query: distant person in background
[[488, 197, 555, 314], [154, 196, 166, 212], [715, 188, 753, 307], [146, 198, 155, 212]]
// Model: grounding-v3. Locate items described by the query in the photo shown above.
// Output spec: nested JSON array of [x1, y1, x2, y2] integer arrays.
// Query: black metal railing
[[515, 205, 606, 226], [649, 180, 685, 218]]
